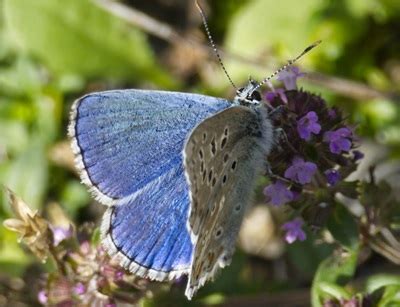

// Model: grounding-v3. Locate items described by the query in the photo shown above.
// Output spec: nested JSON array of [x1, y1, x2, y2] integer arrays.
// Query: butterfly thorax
[[233, 79, 262, 107]]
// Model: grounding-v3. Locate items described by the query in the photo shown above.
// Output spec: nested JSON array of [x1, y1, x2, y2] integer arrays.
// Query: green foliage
[[327, 203, 359, 251], [4, 0, 175, 87], [311, 249, 358, 306], [0, 0, 399, 305]]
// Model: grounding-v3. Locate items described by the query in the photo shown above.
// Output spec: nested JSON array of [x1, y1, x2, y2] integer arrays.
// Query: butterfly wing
[[183, 105, 274, 298], [69, 89, 230, 280]]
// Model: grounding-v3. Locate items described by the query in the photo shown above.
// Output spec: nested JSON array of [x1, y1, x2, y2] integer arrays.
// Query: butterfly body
[[69, 84, 275, 298]]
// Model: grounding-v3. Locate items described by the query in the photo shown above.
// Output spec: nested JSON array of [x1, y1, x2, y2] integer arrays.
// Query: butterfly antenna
[[195, 0, 238, 90], [253, 40, 322, 91]]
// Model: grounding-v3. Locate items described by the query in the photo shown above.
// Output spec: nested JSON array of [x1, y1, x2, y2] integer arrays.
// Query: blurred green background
[[0, 0, 399, 306]]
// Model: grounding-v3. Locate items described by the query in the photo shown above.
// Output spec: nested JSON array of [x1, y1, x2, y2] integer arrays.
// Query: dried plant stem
[[94, 0, 398, 102], [369, 236, 400, 265]]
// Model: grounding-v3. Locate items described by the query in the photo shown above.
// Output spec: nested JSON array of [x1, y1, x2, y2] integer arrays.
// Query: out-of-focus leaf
[[4, 138, 48, 210], [317, 282, 351, 301], [0, 120, 29, 155], [327, 203, 359, 251], [379, 285, 400, 306], [0, 56, 43, 97], [34, 93, 61, 143], [359, 99, 397, 131], [287, 230, 333, 277], [366, 274, 400, 294], [311, 249, 358, 306], [224, 0, 322, 82], [4, 0, 175, 87], [61, 181, 90, 218], [0, 227, 30, 276]]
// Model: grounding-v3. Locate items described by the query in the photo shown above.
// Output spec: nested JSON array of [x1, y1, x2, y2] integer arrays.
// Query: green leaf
[[311, 248, 358, 306], [0, 227, 30, 277], [327, 203, 359, 251], [61, 181, 90, 218], [4, 0, 175, 87], [366, 274, 400, 294], [3, 138, 48, 210], [318, 282, 351, 300], [0, 120, 29, 155], [287, 230, 333, 277], [224, 0, 322, 82]]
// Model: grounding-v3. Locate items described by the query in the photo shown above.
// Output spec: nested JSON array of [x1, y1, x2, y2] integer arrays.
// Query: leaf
[[287, 230, 333, 277], [3, 138, 48, 210], [327, 202, 359, 251], [311, 248, 358, 306], [0, 120, 29, 155], [61, 181, 90, 218], [224, 0, 322, 82], [366, 274, 400, 294], [4, 0, 175, 87], [0, 228, 30, 276]]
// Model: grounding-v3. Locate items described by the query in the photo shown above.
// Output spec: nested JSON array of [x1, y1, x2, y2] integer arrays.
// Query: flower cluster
[[37, 239, 142, 307], [263, 67, 363, 244], [3, 188, 149, 306]]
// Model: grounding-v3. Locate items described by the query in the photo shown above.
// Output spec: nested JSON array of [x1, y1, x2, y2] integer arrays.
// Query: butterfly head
[[233, 78, 262, 107]]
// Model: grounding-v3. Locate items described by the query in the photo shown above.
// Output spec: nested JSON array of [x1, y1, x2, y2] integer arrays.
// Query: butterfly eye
[[250, 90, 262, 101]]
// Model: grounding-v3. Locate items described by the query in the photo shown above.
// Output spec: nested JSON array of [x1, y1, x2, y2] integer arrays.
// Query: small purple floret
[[264, 180, 294, 206], [325, 169, 340, 186], [73, 282, 86, 295], [328, 109, 337, 119], [38, 290, 48, 304], [50, 225, 73, 246], [324, 127, 352, 154], [284, 157, 317, 184], [282, 218, 306, 244], [353, 150, 364, 161], [265, 88, 288, 103], [297, 111, 321, 141], [277, 66, 305, 90]]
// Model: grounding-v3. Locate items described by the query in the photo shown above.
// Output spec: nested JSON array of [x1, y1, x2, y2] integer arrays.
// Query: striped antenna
[[253, 40, 322, 92], [195, 0, 237, 90]]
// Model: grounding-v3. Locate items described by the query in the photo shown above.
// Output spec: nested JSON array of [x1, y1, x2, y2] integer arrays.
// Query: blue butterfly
[[68, 80, 275, 298], [68, 2, 320, 291]]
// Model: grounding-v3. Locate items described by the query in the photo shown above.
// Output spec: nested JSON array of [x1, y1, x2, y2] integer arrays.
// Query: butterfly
[[68, 0, 320, 294], [68, 78, 275, 298]]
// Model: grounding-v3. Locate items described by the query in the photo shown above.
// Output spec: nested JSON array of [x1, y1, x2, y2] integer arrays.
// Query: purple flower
[[264, 180, 294, 206], [284, 157, 317, 184], [324, 127, 352, 154], [73, 282, 86, 295], [325, 169, 340, 186], [277, 66, 305, 90], [282, 218, 306, 243], [297, 111, 321, 140], [328, 109, 337, 119], [115, 270, 124, 282], [353, 150, 364, 161], [38, 290, 48, 304], [50, 225, 73, 246], [265, 88, 288, 103]]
